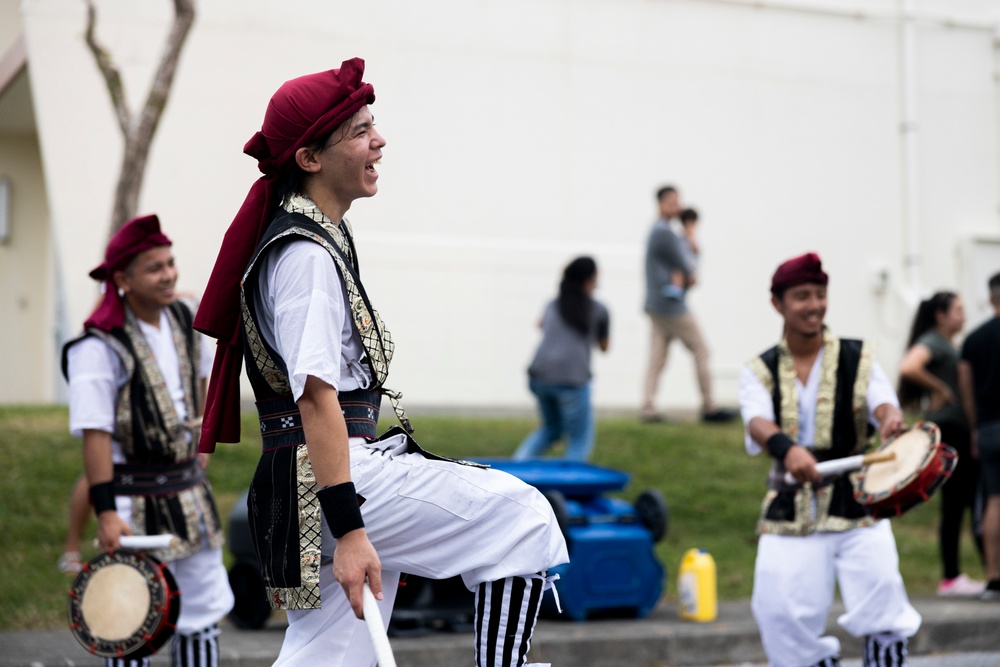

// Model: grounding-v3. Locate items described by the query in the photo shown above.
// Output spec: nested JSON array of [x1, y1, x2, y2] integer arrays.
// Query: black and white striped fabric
[[104, 658, 150, 667], [863, 633, 908, 667], [170, 625, 220, 667], [474, 576, 545, 667], [810, 656, 840, 667], [103, 625, 220, 667]]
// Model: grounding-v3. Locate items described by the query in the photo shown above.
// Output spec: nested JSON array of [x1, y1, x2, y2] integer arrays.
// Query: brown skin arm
[[82, 429, 132, 550], [197, 377, 210, 469], [747, 416, 820, 483], [298, 375, 382, 618], [899, 344, 957, 409], [958, 360, 979, 458]]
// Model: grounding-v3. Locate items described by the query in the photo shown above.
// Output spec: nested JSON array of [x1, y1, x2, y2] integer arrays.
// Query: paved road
[[3, 597, 999, 666], [731, 653, 1000, 667]]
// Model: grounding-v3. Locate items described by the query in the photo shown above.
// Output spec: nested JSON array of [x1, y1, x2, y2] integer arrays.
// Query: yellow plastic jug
[[678, 548, 717, 622]]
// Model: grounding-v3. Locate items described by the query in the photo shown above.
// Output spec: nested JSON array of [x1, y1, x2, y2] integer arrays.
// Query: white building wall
[[0, 125, 53, 402], [16, 0, 1000, 411]]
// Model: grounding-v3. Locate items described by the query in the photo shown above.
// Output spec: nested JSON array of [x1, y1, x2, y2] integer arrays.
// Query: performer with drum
[[738, 252, 921, 667], [193, 59, 567, 666], [63, 215, 234, 667]]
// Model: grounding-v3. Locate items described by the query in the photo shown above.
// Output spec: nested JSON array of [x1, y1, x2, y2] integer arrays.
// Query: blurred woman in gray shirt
[[514, 257, 610, 461]]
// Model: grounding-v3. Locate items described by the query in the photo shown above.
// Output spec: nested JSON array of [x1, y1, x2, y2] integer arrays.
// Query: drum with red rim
[[67, 549, 181, 659], [854, 421, 958, 520]]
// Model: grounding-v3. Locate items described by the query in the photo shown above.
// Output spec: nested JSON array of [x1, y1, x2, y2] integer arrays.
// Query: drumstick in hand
[[783, 451, 897, 485], [93, 535, 179, 550], [363, 580, 397, 667]]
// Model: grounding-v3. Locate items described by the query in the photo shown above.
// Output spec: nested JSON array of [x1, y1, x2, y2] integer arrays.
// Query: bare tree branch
[[84, 0, 196, 232], [111, 0, 195, 229], [83, 0, 130, 136]]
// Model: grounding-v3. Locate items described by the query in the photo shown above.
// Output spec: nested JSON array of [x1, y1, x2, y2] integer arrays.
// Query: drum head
[[68, 550, 180, 659], [858, 425, 937, 498], [80, 563, 151, 640]]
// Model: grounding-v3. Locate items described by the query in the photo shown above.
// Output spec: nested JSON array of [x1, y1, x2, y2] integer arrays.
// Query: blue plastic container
[[474, 459, 666, 621]]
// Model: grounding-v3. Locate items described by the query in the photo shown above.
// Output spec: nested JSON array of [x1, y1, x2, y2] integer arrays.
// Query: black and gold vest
[[239, 194, 406, 610], [746, 329, 877, 536], [61, 301, 224, 560]]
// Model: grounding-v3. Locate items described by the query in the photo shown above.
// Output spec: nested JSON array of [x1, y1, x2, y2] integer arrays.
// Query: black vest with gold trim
[[239, 202, 394, 610], [61, 301, 224, 560], [747, 333, 877, 536]]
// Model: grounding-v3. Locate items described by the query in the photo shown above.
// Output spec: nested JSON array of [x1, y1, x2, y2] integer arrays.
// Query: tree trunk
[[84, 0, 196, 235]]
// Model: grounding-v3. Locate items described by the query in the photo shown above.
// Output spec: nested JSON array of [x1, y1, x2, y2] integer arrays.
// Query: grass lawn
[[0, 405, 977, 630]]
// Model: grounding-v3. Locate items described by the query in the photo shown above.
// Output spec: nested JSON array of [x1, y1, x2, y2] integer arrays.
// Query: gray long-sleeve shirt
[[644, 219, 689, 316]]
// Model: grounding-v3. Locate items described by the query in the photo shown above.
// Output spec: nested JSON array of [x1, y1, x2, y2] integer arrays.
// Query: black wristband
[[766, 433, 796, 462], [89, 481, 117, 515], [317, 482, 365, 538]]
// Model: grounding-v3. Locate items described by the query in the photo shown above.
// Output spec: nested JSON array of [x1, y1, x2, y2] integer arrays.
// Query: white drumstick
[[363, 580, 396, 667], [783, 451, 896, 485], [93, 534, 178, 550]]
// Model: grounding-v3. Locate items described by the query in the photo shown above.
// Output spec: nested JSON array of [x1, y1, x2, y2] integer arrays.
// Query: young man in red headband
[[195, 58, 567, 666], [63, 215, 234, 667], [737, 252, 919, 667]]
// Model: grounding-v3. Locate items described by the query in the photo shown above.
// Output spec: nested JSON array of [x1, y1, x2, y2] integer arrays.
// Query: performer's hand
[[198, 453, 210, 470], [784, 445, 820, 484], [878, 411, 905, 443], [96, 511, 132, 551], [333, 528, 383, 619]]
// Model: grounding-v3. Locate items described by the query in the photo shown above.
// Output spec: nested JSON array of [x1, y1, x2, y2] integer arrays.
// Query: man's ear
[[770, 293, 783, 316], [295, 146, 322, 173], [112, 270, 129, 292]]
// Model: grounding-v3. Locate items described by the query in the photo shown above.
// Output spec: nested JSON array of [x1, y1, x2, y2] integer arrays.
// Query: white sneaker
[[57, 551, 82, 575], [937, 573, 986, 596]]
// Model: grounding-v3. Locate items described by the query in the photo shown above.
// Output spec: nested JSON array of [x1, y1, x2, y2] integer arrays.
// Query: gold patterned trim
[[241, 290, 291, 395], [87, 330, 136, 448], [265, 445, 323, 610], [852, 339, 875, 453], [775, 341, 800, 441], [814, 477, 876, 533], [813, 333, 839, 450], [747, 356, 774, 395], [757, 487, 815, 537], [121, 306, 197, 461]]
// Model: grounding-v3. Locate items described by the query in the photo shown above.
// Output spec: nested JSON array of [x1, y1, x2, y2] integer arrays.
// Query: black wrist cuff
[[766, 433, 796, 461], [89, 481, 117, 515], [317, 482, 365, 538]]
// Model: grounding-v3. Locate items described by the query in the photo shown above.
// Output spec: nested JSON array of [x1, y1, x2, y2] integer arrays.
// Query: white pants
[[751, 520, 921, 667], [274, 434, 569, 667], [117, 496, 234, 633]]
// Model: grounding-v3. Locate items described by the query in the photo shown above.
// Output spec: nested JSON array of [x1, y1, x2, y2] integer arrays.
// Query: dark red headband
[[85, 214, 172, 332], [771, 252, 828, 296]]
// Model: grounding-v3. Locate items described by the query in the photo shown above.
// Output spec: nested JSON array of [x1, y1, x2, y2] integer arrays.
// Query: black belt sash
[[257, 389, 381, 451], [114, 458, 205, 496]]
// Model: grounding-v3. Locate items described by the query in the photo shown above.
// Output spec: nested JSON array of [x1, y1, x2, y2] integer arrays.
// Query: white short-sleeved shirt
[[253, 239, 371, 401], [67, 309, 214, 460], [738, 345, 899, 455]]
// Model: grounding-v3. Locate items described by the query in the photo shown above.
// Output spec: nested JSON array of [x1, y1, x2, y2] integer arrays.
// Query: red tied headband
[[770, 252, 829, 296], [85, 214, 172, 332], [194, 58, 376, 450]]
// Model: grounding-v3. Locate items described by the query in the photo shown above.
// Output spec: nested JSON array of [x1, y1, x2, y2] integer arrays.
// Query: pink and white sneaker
[[937, 573, 986, 597]]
